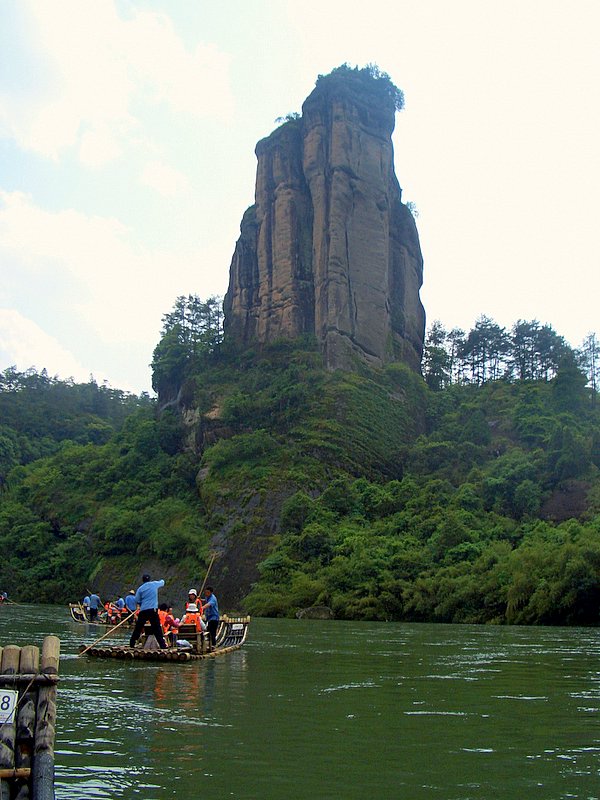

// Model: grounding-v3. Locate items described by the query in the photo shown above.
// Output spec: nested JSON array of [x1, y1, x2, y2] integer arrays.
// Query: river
[[0, 606, 598, 799]]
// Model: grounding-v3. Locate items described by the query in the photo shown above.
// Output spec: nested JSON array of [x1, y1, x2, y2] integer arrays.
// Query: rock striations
[[224, 67, 426, 371]]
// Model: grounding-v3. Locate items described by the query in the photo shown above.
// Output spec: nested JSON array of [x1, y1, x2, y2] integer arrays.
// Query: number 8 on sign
[[0, 690, 18, 724]]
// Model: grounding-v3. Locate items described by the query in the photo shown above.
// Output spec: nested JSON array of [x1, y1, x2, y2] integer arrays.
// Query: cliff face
[[224, 72, 425, 371]]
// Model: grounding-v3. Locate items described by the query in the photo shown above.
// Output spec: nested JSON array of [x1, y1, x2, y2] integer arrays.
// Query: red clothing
[[158, 610, 178, 634]]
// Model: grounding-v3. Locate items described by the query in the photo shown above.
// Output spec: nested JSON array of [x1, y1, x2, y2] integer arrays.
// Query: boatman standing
[[124, 590, 137, 615], [203, 586, 219, 649], [129, 575, 167, 649], [88, 592, 102, 622]]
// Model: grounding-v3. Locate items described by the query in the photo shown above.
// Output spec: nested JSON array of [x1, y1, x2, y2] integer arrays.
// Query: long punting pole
[[77, 612, 133, 657], [199, 552, 218, 597]]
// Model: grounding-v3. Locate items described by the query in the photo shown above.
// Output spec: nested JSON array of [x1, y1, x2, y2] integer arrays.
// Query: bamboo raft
[[0, 636, 60, 800], [68, 603, 133, 626], [80, 616, 250, 662]]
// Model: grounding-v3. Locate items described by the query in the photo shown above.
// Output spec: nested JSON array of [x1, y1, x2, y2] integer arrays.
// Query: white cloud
[[78, 124, 124, 168], [140, 160, 190, 197], [0, 190, 195, 344], [1, 0, 233, 163], [122, 11, 233, 119], [0, 308, 94, 383]]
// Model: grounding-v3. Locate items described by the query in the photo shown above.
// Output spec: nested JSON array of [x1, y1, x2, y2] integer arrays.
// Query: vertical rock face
[[224, 70, 425, 371]]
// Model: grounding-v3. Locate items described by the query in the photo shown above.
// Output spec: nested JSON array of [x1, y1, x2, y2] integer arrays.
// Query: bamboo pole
[[15, 645, 39, 800], [32, 636, 60, 800], [0, 769, 31, 779], [77, 611, 133, 657], [0, 645, 21, 800], [199, 552, 218, 597], [0, 676, 56, 687]]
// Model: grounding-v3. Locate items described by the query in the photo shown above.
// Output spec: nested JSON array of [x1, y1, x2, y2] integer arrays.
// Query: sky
[[1, 0, 599, 394]]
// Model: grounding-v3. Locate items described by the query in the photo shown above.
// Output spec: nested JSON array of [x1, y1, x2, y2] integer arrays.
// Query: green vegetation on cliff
[[314, 63, 405, 112], [244, 375, 600, 624], [1, 302, 599, 624]]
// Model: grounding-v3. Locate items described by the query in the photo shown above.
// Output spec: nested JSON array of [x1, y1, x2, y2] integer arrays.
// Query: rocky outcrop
[[224, 69, 425, 371], [296, 605, 335, 620]]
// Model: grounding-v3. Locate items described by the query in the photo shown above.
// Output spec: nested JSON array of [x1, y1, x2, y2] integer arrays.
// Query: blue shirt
[[203, 593, 219, 621], [116, 598, 125, 609], [89, 594, 101, 610], [125, 594, 137, 612], [134, 580, 165, 611], [83, 596, 90, 607]]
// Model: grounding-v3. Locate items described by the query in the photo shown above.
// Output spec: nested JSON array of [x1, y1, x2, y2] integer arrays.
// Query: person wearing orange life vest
[[180, 603, 206, 632], [104, 601, 120, 624], [158, 603, 179, 645], [158, 604, 178, 633]]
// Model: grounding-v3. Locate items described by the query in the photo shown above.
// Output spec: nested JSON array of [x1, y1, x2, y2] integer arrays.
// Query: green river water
[[1, 605, 599, 799]]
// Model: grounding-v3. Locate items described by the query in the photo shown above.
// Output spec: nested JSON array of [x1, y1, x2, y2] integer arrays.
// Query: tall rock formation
[[224, 67, 425, 371]]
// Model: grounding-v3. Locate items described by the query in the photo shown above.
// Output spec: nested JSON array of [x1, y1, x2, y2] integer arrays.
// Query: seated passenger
[[104, 601, 120, 624], [158, 603, 179, 645], [180, 603, 206, 632]]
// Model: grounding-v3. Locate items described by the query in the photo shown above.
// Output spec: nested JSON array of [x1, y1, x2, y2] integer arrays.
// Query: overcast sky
[[1, 0, 598, 393]]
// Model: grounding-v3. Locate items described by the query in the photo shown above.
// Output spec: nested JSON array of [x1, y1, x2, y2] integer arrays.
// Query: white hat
[[188, 588, 197, 595], [186, 604, 198, 613]]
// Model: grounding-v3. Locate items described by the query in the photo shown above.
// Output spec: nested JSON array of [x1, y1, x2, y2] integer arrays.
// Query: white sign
[[0, 689, 18, 724], [232, 623, 244, 630]]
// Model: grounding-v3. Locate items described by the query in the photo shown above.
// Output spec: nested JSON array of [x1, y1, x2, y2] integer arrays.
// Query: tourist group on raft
[[82, 576, 220, 649]]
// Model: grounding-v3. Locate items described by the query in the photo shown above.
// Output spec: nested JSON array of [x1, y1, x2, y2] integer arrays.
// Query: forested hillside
[[1, 301, 599, 623], [0, 368, 151, 479]]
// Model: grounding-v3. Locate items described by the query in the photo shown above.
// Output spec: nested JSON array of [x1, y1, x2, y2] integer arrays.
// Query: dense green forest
[[0, 368, 151, 478], [1, 298, 599, 623]]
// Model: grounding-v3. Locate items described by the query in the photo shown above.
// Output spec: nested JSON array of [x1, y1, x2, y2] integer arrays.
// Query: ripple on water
[[492, 694, 548, 700], [404, 710, 469, 716], [319, 680, 381, 693]]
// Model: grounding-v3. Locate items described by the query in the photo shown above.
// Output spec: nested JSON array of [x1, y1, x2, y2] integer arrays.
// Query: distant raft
[[68, 603, 134, 627], [0, 635, 60, 800], [80, 615, 250, 662]]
